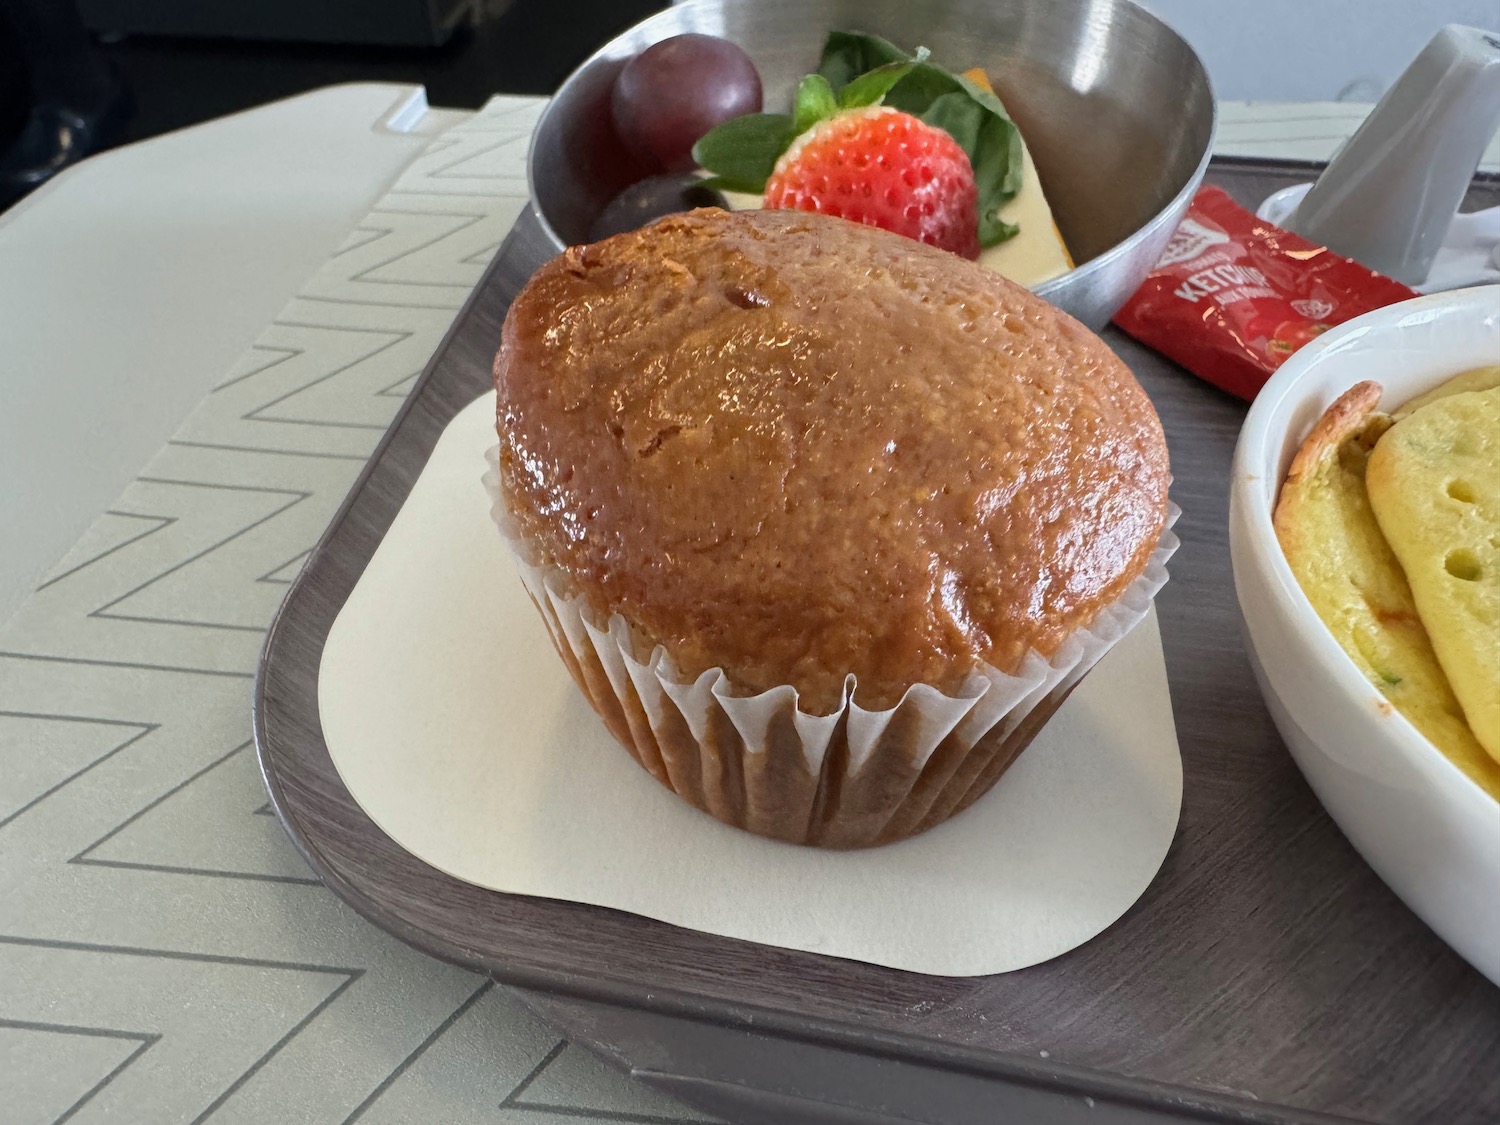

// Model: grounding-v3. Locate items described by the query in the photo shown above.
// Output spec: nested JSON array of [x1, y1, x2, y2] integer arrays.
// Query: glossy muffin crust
[[494, 208, 1169, 713]]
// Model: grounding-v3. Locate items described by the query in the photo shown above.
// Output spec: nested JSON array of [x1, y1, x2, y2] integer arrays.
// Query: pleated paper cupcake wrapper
[[485, 449, 1179, 848]]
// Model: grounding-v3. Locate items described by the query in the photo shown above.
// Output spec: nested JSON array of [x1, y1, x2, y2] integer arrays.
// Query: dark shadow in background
[[0, 0, 129, 207], [99, 0, 670, 147], [0, 0, 667, 209], [0, 7, 30, 155]]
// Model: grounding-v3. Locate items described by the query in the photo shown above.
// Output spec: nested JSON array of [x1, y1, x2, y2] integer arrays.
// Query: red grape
[[589, 175, 728, 241], [611, 34, 763, 173]]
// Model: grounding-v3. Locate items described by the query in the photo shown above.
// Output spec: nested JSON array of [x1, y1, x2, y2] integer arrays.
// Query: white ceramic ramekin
[[1230, 285, 1500, 985]]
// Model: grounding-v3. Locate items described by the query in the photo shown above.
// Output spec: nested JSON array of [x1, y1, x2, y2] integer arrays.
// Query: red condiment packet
[[1112, 186, 1418, 400]]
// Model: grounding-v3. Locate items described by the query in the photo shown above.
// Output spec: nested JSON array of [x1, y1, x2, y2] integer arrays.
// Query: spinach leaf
[[817, 31, 910, 92], [920, 91, 1021, 244]]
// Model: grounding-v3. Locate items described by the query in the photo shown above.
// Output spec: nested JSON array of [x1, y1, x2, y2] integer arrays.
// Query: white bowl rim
[[1232, 284, 1500, 815]]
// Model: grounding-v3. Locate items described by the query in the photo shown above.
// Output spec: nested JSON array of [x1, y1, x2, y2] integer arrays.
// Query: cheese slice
[[977, 141, 1073, 288], [963, 66, 1073, 287]]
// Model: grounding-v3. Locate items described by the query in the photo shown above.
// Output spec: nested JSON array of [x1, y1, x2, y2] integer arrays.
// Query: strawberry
[[762, 107, 981, 260], [692, 39, 1024, 256]]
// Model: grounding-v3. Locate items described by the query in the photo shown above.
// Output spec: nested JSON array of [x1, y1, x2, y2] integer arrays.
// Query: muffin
[[491, 208, 1173, 847]]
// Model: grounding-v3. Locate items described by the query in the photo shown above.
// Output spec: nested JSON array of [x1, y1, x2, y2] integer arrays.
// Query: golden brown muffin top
[[494, 209, 1169, 713]]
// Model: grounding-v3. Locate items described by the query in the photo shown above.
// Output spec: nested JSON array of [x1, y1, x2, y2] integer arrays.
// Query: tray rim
[[253, 155, 1500, 1125]]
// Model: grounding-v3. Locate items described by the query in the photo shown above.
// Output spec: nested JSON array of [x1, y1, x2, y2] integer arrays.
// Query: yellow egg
[[1275, 381, 1500, 798], [1391, 364, 1500, 421], [1367, 381, 1500, 761]]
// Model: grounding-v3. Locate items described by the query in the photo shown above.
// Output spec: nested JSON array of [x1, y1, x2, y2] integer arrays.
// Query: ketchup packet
[[1113, 186, 1418, 400]]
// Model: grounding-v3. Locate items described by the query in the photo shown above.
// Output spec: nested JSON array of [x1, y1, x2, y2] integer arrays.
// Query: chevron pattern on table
[[0, 95, 712, 1125]]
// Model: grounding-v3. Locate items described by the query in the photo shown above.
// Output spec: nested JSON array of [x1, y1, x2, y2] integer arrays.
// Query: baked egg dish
[[1275, 367, 1500, 798]]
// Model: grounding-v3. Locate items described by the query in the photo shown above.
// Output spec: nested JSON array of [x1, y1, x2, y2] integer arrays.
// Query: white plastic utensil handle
[[1261, 182, 1500, 293], [1286, 24, 1500, 287]]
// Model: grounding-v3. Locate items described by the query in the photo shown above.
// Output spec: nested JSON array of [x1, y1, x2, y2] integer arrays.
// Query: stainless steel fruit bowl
[[526, 0, 1216, 329]]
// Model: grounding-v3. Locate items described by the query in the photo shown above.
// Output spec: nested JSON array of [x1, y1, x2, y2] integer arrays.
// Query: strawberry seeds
[[763, 106, 982, 260]]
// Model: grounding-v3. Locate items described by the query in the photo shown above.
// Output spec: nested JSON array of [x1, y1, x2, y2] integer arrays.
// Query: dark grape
[[589, 175, 729, 241], [611, 34, 763, 173]]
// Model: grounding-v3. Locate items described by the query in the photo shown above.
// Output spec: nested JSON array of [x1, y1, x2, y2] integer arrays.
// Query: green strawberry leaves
[[789, 50, 926, 136], [836, 47, 927, 109], [792, 74, 837, 133], [692, 113, 795, 194], [691, 31, 1025, 248], [694, 59, 923, 190]]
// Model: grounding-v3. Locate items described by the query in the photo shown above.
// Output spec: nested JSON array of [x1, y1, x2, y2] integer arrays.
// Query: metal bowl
[[526, 0, 1215, 329]]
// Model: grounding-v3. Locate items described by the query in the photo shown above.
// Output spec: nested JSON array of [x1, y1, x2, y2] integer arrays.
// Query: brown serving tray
[[255, 158, 1500, 1125]]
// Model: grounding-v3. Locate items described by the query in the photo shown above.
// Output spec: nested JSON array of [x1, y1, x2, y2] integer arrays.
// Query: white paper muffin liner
[[484, 447, 1179, 847]]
